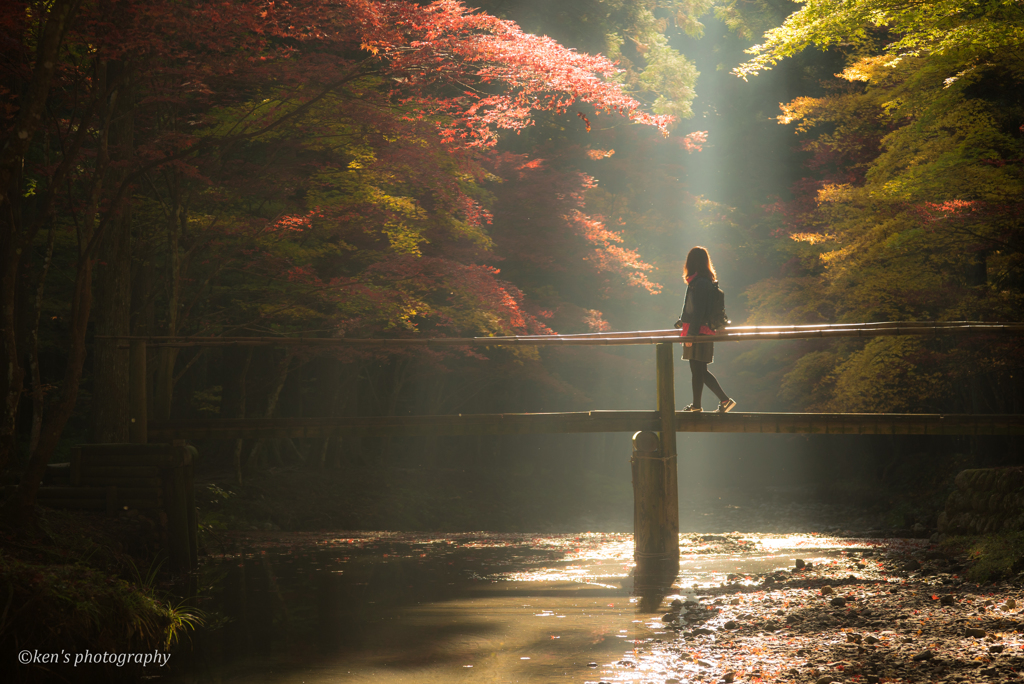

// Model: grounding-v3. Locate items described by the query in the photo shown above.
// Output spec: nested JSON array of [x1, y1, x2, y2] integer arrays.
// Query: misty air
[[1, 1, 1022, 683]]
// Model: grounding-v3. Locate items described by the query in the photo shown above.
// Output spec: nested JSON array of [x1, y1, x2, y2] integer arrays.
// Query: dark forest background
[[2, 0, 1021, 531]]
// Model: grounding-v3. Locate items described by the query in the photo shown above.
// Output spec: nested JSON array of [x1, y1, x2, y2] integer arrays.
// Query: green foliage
[[944, 531, 1024, 583], [636, 33, 701, 119], [0, 551, 202, 666], [713, 0, 792, 41], [735, 0, 1024, 80], [190, 386, 222, 417], [475, 0, 710, 125], [827, 338, 947, 412], [737, 4, 1024, 413]]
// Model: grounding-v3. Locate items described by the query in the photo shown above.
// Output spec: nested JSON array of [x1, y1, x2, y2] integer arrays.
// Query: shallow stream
[[169, 532, 858, 683]]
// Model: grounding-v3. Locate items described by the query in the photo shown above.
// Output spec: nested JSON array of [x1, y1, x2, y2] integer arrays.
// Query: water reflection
[[172, 533, 849, 683]]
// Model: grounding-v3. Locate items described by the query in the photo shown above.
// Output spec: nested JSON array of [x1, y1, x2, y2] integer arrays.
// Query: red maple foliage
[[0, 0, 676, 508]]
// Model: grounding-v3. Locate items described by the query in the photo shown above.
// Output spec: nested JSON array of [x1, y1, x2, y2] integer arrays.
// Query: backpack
[[709, 282, 730, 331]]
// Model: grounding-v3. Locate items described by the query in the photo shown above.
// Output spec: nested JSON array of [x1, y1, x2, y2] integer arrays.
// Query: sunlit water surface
[[173, 532, 855, 683]]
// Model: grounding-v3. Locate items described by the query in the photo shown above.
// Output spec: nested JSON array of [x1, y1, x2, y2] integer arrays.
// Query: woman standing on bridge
[[675, 246, 736, 413]]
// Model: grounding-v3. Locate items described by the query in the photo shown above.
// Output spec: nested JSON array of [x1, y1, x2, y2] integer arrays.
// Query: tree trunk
[[1, 57, 116, 523], [153, 347, 179, 421], [247, 352, 293, 469], [92, 61, 135, 442], [378, 358, 408, 461], [28, 227, 57, 456], [2, 245, 96, 521], [153, 179, 185, 421], [0, 9, 105, 474], [0, 0, 79, 466], [232, 349, 253, 486], [318, 359, 342, 470], [0, 0, 79, 201], [282, 438, 305, 464], [0, 195, 26, 471]]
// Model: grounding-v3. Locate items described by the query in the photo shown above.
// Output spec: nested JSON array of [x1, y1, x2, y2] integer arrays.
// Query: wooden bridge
[[100, 320, 1024, 587], [115, 320, 1024, 444]]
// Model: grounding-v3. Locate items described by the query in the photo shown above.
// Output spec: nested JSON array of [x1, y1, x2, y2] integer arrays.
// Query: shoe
[[717, 398, 737, 413], [682, 404, 702, 412]]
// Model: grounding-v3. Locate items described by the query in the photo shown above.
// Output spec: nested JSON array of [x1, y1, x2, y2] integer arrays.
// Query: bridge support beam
[[630, 341, 679, 591], [631, 430, 679, 592]]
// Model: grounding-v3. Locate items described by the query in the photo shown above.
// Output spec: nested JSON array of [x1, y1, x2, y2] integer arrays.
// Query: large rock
[[940, 467, 1024, 535]]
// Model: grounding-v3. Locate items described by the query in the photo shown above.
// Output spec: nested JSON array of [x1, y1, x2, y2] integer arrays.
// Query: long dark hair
[[684, 246, 717, 282]]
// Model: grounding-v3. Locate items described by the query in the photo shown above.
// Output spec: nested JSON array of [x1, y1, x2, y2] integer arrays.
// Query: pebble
[[795, 559, 805, 569], [722, 672, 736, 683], [653, 533, 1024, 684]]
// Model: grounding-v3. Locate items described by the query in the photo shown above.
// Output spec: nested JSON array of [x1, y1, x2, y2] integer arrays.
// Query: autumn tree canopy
[[733, 0, 1024, 414], [3, 0, 1018, 517], [0, 0, 690, 512]]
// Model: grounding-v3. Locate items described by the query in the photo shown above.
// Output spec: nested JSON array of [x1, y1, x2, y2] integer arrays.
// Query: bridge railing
[[103, 320, 1024, 348], [97, 320, 1024, 444]]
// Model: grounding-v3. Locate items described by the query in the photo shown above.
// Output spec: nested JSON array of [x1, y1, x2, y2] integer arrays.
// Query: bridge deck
[[148, 411, 1023, 440]]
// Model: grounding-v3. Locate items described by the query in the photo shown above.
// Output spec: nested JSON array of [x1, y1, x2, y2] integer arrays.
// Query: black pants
[[689, 359, 728, 408]]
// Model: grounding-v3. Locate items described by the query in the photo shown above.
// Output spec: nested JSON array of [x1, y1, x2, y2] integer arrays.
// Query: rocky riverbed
[[627, 534, 1024, 684]]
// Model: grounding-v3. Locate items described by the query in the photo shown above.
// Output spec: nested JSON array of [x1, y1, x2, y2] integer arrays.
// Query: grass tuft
[[942, 531, 1024, 583]]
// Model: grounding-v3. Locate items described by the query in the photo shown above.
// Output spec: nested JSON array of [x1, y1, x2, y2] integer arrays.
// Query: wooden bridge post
[[656, 342, 680, 572], [129, 340, 147, 444], [631, 430, 678, 591]]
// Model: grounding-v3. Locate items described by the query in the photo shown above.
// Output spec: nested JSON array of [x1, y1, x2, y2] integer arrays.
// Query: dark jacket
[[676, 274, 716, 334]]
